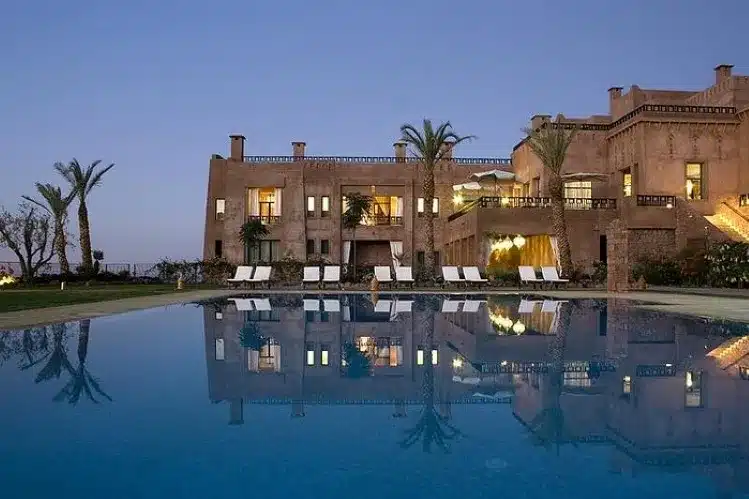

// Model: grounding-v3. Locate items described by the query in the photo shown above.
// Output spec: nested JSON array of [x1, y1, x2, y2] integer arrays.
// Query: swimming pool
[[2, 293, 749, 498]]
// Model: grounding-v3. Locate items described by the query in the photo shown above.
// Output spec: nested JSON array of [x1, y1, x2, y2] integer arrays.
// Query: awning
[[470, 170, 516, 182], [561, 172, 609, 182], [452, 181, 482, 191]]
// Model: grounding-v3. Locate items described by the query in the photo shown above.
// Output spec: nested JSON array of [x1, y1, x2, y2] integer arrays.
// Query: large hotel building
[[203, 64, 749, 271]]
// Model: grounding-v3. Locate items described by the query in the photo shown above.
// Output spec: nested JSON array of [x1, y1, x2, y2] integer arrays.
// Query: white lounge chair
[[227, 266, 253, 287], [394, 300, 413, 313], [374, 299, 392, 314], [252, 298, 272, 311], [541, 266, 569, 287], [247, 266, 272, 288], [229, 298, 254, 311], [541, 300, 562, 313], [442, 266, 466, 287], [441, 300, 461, 313], [374, 266, 393, 287], [303, 299, 320, 311], [302, 266, 321, 288], [463, 266, 488, 286], [518, 266, 544, 288], [322, 266, 341, 289], [395, 266, 415, 288], [462, 300, 482, 313], [323, 299, 340, 312], [518, 299, 539, 314]]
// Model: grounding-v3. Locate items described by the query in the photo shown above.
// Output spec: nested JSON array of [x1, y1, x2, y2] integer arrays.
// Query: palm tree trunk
[[548, 173, 573, 276], [77, 319, 90, 365], [424, 164, 436, 280], [54, 219, 70, 275], [351, 228, 357, 280], [78, 201, 93, 272]]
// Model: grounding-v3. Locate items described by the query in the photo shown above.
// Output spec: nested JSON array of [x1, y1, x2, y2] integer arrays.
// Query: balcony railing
[[248, 215, 281, 224], [740, 194, 749, 207], [478, 196, 617, 210], [636, 195, 675, 207], [358, 215, 403, 226]]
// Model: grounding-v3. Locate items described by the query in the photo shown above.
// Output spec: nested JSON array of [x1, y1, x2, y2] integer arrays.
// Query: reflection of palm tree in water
[[54, 320, 112, 405], [35, 323, 73, 383], [400, 297, 462, 453], [19, 328, 50, 371], [528, 302, 574, 454]]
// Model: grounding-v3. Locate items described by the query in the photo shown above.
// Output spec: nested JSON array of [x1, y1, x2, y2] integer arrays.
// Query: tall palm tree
[[55, 159, 115, 273], [54, 319, 112, 404], [400, 120, 474, 279], [341, 192, 372, 280], [22, 184, 76, 274], [35, 323, 73, 383], [522, 117, 578, 276]]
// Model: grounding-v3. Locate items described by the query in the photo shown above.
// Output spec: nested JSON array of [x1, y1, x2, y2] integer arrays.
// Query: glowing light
[[431, 349, 439, 365], [686, 372, 693, 388], [491, 241, 503, 252], [512, 235, 526, 248], [512, 321, 526, 334], [500, 360, 508, 366], [452, 357, 463, 369], [686, 179, 694, 197], [453, 194, 464, 205], [417, 349, 424, 365], [666, 202, 673, 209], [500, 197, 510, 206], [0, 275, 16, 286]]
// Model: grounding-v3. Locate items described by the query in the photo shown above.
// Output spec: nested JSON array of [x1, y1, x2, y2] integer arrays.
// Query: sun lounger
[[322, 266, 341, 289], [395, 266, 415, 288], [394, 300, 413, 313], [518, 266, 544, 288], [303, 299, 320, 311], [229, 298, 254, 311], [247, 265, 272, 288], [541, 266, 569, 287], [462, 300, 482, 313], [541, 300, 562, 313], [227, 266, 253, 286], [442, 266, 466, 287], [252, 298, 272, 311], [302, 266, 321, 288], [463, 266, 488, 286], [374, 266, 393, 287], [518, 299, 539, 314], [323, 299, 340, 312], [441, 300, 461, 313], [374, 299, 392, 314]]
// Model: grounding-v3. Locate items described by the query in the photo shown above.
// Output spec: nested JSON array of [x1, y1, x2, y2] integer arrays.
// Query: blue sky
[[1, 0, 747, 263]]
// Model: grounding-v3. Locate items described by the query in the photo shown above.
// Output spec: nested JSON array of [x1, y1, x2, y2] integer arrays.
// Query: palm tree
[[55, 159, 115, 273], [522, 116, 578, 276], [54, 319, 112, 404], [22, 184, 76, 274], [341, 192, 372, 280], [35, 323, 73, 383], [239, 219, 270, 264], [400, 120, 475, 279]]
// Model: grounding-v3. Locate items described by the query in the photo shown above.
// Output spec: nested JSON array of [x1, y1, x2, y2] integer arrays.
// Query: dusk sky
[[2, 0, 746, 264]]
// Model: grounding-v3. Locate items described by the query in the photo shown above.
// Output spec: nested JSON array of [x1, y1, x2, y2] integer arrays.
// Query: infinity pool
[[2, 294, 749, 498]]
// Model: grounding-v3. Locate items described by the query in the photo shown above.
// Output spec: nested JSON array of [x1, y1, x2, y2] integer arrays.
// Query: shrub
[[591, 261, 607, 285], [274, 255, 304, 284], [631, 258, 682, 286], [485, 267, 518, 287], [706, 242, 749, 288], [201, 257, 235, 284]]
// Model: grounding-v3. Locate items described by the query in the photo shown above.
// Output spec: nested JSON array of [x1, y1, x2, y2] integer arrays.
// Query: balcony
[[478, 196, 617, 210], [248, 215, 281, 224], [636, 195, 675, 208]]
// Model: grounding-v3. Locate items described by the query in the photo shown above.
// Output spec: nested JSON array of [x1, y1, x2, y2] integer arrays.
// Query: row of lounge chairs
[[227, 264, 569, 288]]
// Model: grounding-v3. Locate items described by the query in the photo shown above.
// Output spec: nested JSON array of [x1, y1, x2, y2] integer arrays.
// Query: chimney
[[292, 141, 306, 159], [440, 141, 454, 160], [229, 134, 245, 161], [393, 141, 407, 162], [530, 114, 551, 130], [714, 64, 733, 85]]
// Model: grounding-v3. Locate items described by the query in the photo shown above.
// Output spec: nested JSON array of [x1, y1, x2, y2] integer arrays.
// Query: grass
[[0, 284, 205, 313]]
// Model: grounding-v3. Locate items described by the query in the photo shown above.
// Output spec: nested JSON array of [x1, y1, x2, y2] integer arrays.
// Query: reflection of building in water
[[202, 295, 502, 424]]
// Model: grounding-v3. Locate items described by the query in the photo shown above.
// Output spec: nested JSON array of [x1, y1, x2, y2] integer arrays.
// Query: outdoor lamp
[[512, 235, 526, 248]]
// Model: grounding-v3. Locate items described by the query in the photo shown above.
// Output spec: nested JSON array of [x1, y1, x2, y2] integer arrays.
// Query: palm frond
[[522, 119, 577, 175]]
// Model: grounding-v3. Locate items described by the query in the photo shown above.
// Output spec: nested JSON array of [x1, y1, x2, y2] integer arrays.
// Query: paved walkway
[[2, 287, 749, 330]]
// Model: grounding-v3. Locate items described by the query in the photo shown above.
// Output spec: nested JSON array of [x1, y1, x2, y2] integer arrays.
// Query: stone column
[[607, 219, 630, 292]]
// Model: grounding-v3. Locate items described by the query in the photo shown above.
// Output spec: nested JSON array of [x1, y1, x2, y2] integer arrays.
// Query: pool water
[[2, 294, 749, 498]]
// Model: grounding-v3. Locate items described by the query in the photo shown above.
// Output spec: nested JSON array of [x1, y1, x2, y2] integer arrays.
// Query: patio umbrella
[[560, 172, 609, 182], [452, 181, 482, 191], [470, 170, 516, 195]]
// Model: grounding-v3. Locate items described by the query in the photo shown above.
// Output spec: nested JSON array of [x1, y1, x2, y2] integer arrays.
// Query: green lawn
[[0, 284, 195, 313]]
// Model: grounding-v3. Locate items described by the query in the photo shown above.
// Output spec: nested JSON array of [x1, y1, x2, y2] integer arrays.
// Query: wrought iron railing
[[243, 155, 511, 166], [636, 195, 675, 207], [739, 194, 749, 207], [478, 196, 617, 209], [248, 215, 281, 224], [370, 215, 403, 226]]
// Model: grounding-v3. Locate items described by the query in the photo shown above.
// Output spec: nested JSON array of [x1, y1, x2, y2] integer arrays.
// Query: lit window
[[564, 181, 592, 199], [306, 343, 315, 366], [215, 199, 225, 220], [685, 371, 703, 407], [417, 348, 424, 366], [432, 198, 439, 214], [215, 339, 225, 361], [307, 196, 315, 215], [431, 349, 439, 365], [417, 198, 425, 213], [321, 346, 329, 366], [623, 170, 632, 197], [214, 311, 223, 320], [686, 163, 703, 200], [622, 375, 631, 394]]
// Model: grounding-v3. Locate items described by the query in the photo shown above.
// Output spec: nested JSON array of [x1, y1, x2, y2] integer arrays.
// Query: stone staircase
[[704, 203, 749, 243], [706, 336, 749, 369]]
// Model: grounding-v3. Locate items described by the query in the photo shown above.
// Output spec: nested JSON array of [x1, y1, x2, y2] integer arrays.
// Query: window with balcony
[[356, 336, 403, 367], [247, 188, 282, 223], [320, 239, 330, 255], [215, 198, 225, 220], [307, 196, 316, 217], [686, 163, 704, 200], [417, 198, 439, 217], [371, 196, 404, 225], [247, 240, 280, 263], [321, 196, 330, 217], [622, 168, 632, 197], [248, 338, 282, 372]]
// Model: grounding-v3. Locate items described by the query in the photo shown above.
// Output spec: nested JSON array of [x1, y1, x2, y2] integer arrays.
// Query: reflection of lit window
[[685, 371, 703, 407], [215, 311, 223, 320], [563, 366, 591, 388], [622, 376, 632, 394], [215, 339, 225, 361], [431, 349, 439, 365], [417, 348, 424, 366], [321, 345, 330, 366], [252, 338, 281, 372], [356, 336, 403, 367], [306, 342, 315, 366], [685, 163, 703, 200]]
